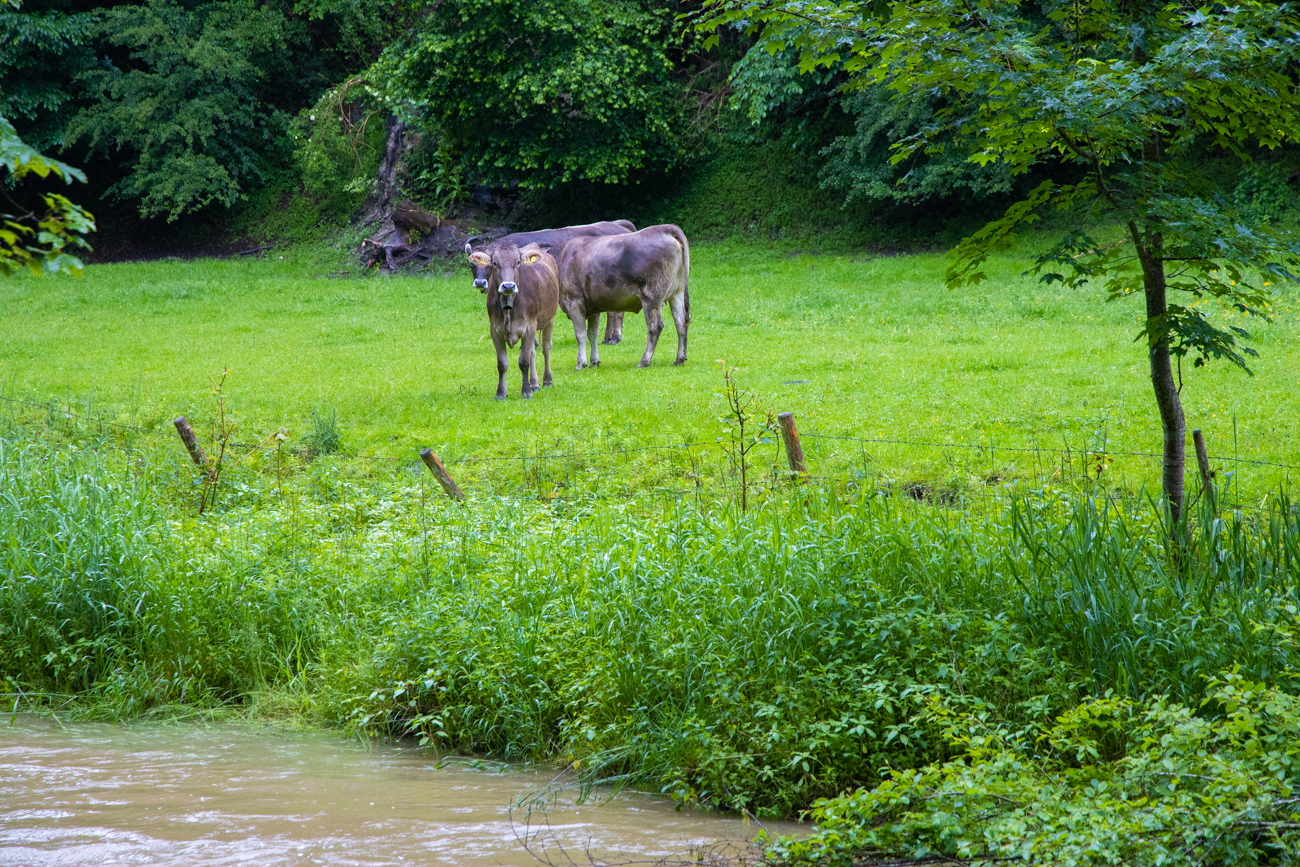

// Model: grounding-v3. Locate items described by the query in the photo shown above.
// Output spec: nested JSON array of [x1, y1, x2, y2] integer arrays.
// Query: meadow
[[3, 238, 1300, 837], [3, 237, 1297, 501]]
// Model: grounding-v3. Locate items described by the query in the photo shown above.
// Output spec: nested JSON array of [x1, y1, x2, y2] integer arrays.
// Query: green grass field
[[4, 238, 1297, 501]]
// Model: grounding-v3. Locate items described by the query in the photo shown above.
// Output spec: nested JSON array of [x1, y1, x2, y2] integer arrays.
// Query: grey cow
[[557, 224, 690, 370], [466, 220, 635, 345], [467, 241, 559, 400]]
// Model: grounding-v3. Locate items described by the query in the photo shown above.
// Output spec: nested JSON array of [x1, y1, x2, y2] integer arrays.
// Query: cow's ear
[[525, 253, 540, 264], [469, 251, 490, 266], [464, 242, 473, 257]]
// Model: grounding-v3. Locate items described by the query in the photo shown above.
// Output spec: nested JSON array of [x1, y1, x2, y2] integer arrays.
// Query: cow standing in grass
[[466, 220, 635, 344], [467, 241, 559, 400], [557, 224, 690, 369]]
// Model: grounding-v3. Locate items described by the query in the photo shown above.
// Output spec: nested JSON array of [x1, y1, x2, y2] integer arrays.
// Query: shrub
[[766, 673, 1300, 866]]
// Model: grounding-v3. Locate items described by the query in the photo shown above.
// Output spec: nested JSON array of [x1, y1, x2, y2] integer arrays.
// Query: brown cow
[[470, 241, 559, 400], [466, 221, 635, 344], [557, 224, 690, 369]]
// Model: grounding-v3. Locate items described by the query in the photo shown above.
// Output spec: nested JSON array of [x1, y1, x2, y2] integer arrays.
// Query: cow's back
[[502, 220, 635, 253], [563, 225, 686, 286], [558, 224, 688, 321]]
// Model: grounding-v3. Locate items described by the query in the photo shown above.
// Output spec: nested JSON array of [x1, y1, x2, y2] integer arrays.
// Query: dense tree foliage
[[66, 0, 289, 220], [729, 41, 1013, 204], [0, 1, 98, 152], [0, 0, 405, 223], [2, 0, 1298, 246], [700, 0, 1300, 520], [388, 0, 683, 187]]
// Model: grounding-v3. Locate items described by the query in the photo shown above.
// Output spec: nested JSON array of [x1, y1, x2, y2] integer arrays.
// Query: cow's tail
[[668, 224, 690, 326]]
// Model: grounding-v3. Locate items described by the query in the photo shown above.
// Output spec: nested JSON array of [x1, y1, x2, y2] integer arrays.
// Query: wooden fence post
[[1192, 429, 1215, 513], [777, 412, 807, 479], [420, 448, 466, 502], [173, 417, 208, 468]]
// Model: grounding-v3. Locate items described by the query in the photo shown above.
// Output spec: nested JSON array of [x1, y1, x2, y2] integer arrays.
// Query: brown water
[[0, 717, 792, 866]]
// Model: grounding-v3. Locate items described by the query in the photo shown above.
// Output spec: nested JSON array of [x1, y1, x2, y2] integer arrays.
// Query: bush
[[766, 673, 1300, 866]]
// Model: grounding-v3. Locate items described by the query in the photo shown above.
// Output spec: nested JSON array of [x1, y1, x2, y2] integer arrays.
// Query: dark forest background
[[6, 0, 1299, 260]]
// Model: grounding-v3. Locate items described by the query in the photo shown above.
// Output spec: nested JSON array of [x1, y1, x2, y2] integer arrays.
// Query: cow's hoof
[[494, 394, 507, 401], [674, 357, 687, 366], [575, 363, 586, 371], [637, 360, 652, 368], [543, 379, 553, 388], [522, 391, 532, 400]]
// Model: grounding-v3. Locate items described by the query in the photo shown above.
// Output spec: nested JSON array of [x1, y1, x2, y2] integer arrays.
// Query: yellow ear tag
[[469, 252, 490, 265], [526, 254, 540, 263]]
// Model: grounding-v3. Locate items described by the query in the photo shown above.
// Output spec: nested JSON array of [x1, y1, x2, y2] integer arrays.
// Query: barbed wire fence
[[0, 391, 1295, 517]]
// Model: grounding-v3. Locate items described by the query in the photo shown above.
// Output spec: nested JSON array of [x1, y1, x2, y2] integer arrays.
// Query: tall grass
[[0, 436, 320, 714], [2, 431, 1298, 815]]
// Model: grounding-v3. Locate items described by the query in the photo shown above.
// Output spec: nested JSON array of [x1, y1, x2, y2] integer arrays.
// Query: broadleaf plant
[[764, 673, 1300, 867], [0, 114, 94, 277]]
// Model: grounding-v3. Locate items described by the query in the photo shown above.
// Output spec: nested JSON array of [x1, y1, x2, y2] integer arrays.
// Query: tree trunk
[[1130, 221, 1186, 523], [359, 114, 408, 227]]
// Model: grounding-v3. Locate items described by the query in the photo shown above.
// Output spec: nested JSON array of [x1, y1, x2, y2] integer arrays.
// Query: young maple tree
[[698, 0, 1300, 520]]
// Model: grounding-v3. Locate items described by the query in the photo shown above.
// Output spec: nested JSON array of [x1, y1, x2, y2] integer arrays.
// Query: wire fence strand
[[800, 431, 1299, 472], [2, 393, 1296, 478]]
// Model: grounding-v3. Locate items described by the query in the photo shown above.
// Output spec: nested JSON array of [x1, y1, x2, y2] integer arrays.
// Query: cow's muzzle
[[473, 278, 488, 291], [499, 282, 517, 309]]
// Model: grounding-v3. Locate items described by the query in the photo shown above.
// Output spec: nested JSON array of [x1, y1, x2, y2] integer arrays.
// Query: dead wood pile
[[359, 114, 505, 273]]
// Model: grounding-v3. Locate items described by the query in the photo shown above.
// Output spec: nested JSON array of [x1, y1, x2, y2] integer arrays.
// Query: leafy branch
[[0, 114, 94, 277]]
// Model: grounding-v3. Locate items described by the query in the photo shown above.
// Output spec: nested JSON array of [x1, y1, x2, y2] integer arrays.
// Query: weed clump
[[306, 408, 342, 457]]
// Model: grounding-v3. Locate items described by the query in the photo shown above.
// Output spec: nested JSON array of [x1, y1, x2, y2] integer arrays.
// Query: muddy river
[[0, 716, 792, 866]]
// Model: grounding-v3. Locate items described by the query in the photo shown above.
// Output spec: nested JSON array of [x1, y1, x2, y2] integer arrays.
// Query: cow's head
[[465, 241, 491, 292], [487, 242, 543, 311]]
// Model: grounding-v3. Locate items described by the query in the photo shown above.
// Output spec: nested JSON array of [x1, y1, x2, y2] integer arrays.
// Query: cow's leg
[[527, 325, 541, 393], [601, 312, 624, 345], [519, 327, 538, 398], [669, 291, 688, 366], [639, 304, 664, 368], [568, 308, 589, 370], [586, 315, 601, 366], [492, 331, 509, 400], [541, 321, 554, 387]]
